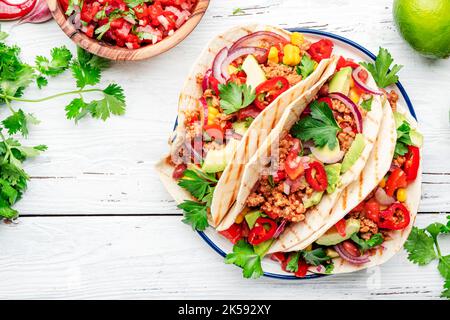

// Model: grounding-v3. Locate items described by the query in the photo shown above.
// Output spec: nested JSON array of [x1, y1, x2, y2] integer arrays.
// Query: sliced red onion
[[184, 142, 203, 163], [157, 15, 170, 30], [329, 92, 363, 133], [202, 69, 212, 91], [316, 265, 324, 272], [212, 47, 229, 84], [375, 187, 395, 206], [200, 97, 208, 126], [175, 10, 191, 28], [18, 0, 51, 25], [310, 146, 344, 164], [273, 219, 287, 238], [352, 66, 382, 95], [230, 31, 289, 52], [221, 47, 268, 80], [334, 244, 370, 265]]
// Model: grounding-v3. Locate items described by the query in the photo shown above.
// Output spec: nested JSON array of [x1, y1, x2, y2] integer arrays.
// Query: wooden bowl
[[47, 0, 210, 61]]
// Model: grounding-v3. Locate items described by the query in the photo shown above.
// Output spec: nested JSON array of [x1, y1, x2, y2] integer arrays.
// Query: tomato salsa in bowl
[[48, 0, 209, 60]]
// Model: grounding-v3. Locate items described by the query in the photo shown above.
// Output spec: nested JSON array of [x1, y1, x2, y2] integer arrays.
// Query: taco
[[269, 101, 423, 275], [217, 57, 384, 258], [156, 24, 336, 226]]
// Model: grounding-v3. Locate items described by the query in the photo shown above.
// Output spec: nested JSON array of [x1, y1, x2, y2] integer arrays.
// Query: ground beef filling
[[331, 98, 358, 152], [246, 136, 313, 222], [262, 61, 303, 86], [348, 210, 379, 240]]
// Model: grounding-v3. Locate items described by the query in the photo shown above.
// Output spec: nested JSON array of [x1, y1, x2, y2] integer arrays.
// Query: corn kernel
[[235, 212, 245, 224], [228, 65, 238, 75], [290, 32, 304, 46], [268, 46, 279, 64], [397, 188, 407, 202], [282, 44, 301, 66], [305, 245, 313, 251], [349, 88, 361, 104], [349, 77, 355, 88], [378, 177, 386, 188], [208, 106, 219, 115]]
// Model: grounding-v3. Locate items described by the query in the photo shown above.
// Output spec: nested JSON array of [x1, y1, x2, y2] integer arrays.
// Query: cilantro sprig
[[291, 100, 341, 149], [296, 55, 315, 79], [177, 168, 217, 231], [225, 240, 264, 279], [0, 31, 126, 220], [360, 47, 403, 88], [404, 215, 450, 299], [351, 233, 384, 252], [286, 248, 331, 272], [219, 82, 255, 115]]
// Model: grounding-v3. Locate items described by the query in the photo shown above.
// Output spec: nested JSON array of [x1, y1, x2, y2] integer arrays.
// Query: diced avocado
[[328, 66, 352, 96], [202, 139, 239, 173], [325, 163, 342, 194], [316, 218, 361, 246], [232, 121, 248, 136], [393, 111, 407, 128], [409, 129, 423, 147], [303, 191, 324, 209], [242, 54, 266, 91], [254, 239, 274, 257], [341, 133, 365, 173], [310, 138, 343, 164], [326, 248, 339, 259], [245, 210, 262, 229]]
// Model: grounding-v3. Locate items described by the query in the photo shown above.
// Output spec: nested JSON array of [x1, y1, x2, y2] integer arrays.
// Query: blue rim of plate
[[184, 28, 417, 280]]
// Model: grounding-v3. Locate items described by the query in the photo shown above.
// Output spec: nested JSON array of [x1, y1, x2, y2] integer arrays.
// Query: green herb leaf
[[178, 168, 216, 201], [302, 248, 330, 266], [296, 55, 315, 78], [232, 8, 244, 15], [219, 82, 255, 115], [35, 46, 72, 77], [360, 96, 373, 111], [351, 233, 384, 252], [291, 100, 341, 149], [178, 200, 209, 231], [285, 252, 300, 272], [404, 226, 437, 266], [438, 255, 450, 279], [360, 47, 403, 88], [71, 60, 101, 88], [225, 240, 264, 279], [1, 109, 36, 137]]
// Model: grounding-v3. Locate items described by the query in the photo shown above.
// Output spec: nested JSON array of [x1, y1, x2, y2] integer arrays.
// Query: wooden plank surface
[[0, 214, 447, 300], [0, 0, 449, 299]]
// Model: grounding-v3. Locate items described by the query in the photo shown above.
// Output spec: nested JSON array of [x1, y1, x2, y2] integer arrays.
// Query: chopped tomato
[[364, 199, 380, 223], [403, 146, 420, 182], [295, 259, 309, 278], [84, 25, 95, 38], [203, 124, 224, 142], [335, 219, 347, 237], [270, 252, 287, 264], [357, 68, 368, 83], [305, 161, 328, 192], [134, 3, 148, 19], [248, 218, 277, 245], [254, 77, 290, 110], [307, 39, 334, 62], [219, 223, 243, 244], [80, 2, 100, 23], [318, 97, 333, 109], [272, 170, 286, 183], [336, 56, 360, 70], [208, 76, 220, 95], [351, 201, 365, 213], [385, 168, 407, 197], [285, 149, 305, 181], [378, 202, 410, 230]]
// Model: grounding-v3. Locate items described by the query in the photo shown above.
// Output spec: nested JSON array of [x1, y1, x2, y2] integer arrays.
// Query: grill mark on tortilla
[[342, 188, 348, 210], [358, 171, 364, 200]]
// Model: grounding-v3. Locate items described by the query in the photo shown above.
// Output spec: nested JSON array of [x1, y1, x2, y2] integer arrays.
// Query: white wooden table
[[1, 0, 449, 299]]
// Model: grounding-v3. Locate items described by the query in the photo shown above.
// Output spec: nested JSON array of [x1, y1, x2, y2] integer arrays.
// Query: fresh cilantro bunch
[[177, 168, 217, 231], [360, 47, 403, 88], [291, 100, 341, 149], [219, 82, 255, 115], [0, 130, 46, 219], [0, 31, 126, 220], [404, 215, 450, 299], [296, 55, 315, 79]]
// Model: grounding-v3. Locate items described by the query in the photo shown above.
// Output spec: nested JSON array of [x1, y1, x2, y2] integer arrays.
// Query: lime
[[393, 0, 450, 59]]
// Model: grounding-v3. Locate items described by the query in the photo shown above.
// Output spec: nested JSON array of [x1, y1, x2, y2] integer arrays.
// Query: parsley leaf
[[360, 47, 403, 88], [291, 101, 341, 149], [71, 60, 101, 88], [225, 240, 264, 279], [286, 252, 301, 272], [394, 121, 413, 157], [178, 168, 216, 201], [1, 109, 38, 137], [351, 233, 384, 252], [296, 55, 315, 78], [178, 200, 209, 231], [360, 96, 373, 111], [302, 248, 330, 266], [35, 46, 72, 79], [89, 84, 126, 121], [404, 226, 437, 265], [219, 82, 255, 114], [443, 279, 450, 299]]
